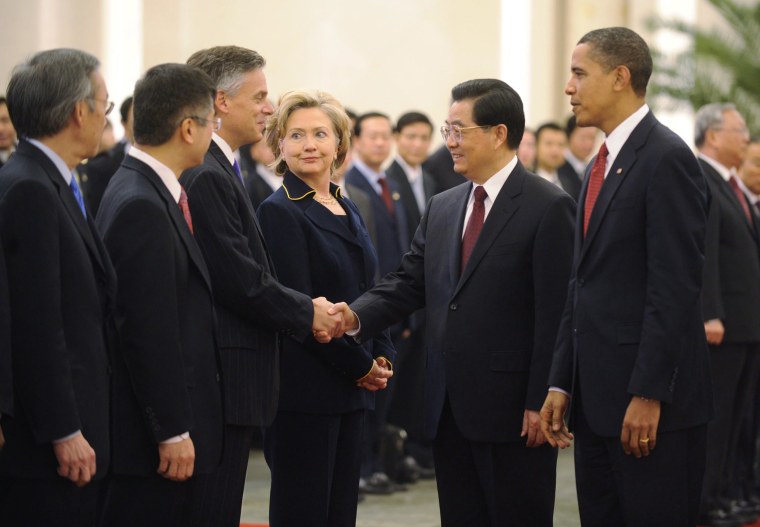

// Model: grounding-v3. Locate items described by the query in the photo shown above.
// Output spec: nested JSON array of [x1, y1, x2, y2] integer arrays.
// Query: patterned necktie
[[233, 159, 244, 184], [377, 177, 395, 217], [178, 187, 194, 234], [69, 173, 87, 219], [461, 185, 488, 274], [728, 175, 752, 225], [583, 142, 609, 236]]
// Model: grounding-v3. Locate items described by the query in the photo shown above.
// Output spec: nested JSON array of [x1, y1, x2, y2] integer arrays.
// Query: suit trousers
[[99, 473, 194, 527], [574, 401, 706, 527], [0, 476, 101, 527], [701, 344, 747, 508], [432, 397, 556, 527], [185, 424, 257, 527], [264, 409, 364, 527], [727, 345, 760, 499]]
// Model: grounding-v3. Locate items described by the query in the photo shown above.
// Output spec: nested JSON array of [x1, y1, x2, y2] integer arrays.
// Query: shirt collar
[[395, 155, 422, 183], [536, 167, 560, 185], [698, 153, 734, 183], [212, 133, 236, 166], [603, 104, 650, 173], [469, 154, 518, 202], [564, 151, 587, 175], [352, 157, 385, 182], [128, 147, 182, 203], [26, 138, 73, 184]]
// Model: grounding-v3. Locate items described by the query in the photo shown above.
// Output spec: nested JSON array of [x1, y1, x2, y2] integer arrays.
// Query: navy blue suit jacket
[[97, 156, 223, 475], [548, 111, 714, 437], [351, 161, 575, 442], [257, 172, 396, 413]]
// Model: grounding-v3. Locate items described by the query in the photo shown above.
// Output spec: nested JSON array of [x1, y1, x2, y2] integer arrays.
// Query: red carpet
[[240, 524, 268, 527]]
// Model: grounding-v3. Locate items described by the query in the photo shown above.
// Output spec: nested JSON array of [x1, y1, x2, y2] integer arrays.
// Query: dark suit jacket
[[344, 183, 377, 255], [700, 159, 760, 343], [557, 162, 583, 201], [79, 140, 128, 217], [96, 156, 223, 475], [0, 241, 12, 417], [180, 141, 313, 427], [423, 145, 466, 194], [548, 111, 713, 437], [257, 172, 396, 413], [0, 139, 115, 479], [386, 159, 436, 245], [351, 161, 575, 442], [244, 169, 275, 211], [345, 166, 409, 275]]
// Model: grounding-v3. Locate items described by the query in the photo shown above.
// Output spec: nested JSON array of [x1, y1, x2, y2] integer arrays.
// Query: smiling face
[[445, 98, 503, 184], [219, 68, 273, 149], [565, 43, 619, 134], [281, 107, 338, 184]]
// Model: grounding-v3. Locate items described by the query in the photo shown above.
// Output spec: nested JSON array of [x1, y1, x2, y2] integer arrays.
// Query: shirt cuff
[[345, 311, 361, 337], [53, 430, 81, 444], [549, 386, 570, 396], [160, 432, 190, 444]]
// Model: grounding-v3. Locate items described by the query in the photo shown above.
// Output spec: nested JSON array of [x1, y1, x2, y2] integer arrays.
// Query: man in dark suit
[[239, 138, 280, 210], [694, 102, 760, 526], [541, 27, 712, 526], [79, 96, 133, 216], [0, 48, 117, 527], [535, 122, 582, 200], [0, 97, 16, 168], [558, 114, 597, 186], [333, 78, 575, 526], [0, 242, 11, 450], [96, 64, 224, 527], [179, 46, 342, 526]]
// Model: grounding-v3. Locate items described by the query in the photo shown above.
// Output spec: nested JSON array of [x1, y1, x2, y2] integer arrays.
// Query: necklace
[[313, 193, 337, 205]]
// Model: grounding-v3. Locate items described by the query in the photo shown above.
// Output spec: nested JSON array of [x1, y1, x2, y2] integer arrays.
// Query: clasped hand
[[356, 357, 393, 391]]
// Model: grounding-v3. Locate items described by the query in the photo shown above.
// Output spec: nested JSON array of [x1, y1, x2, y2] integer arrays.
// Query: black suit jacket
[[423, 145, 466, 194], [351, 161, 575, 442], [244, 169, 275, 211], [0, 139, 115, 479], [257, 172, 396, 413], [700, 158, 760, 343], [79, 140, 128, 217], [386, 159, 436, 245], [180, 141, 313, 427], [0, 242, 12, 417], [548, 111, 713, 437], [345, 166, 409, 275], [557, 162, 583, 201], [96, 156, 223, 475]]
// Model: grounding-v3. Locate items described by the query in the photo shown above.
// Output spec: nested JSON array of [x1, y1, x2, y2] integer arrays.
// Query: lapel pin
[[392, 192, 401, 200], [616, 168, 623, 175]]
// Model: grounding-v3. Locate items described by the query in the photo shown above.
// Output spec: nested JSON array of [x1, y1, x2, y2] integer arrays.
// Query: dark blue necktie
[[233, 159, 244, 184], [69, 173, 87, 218]]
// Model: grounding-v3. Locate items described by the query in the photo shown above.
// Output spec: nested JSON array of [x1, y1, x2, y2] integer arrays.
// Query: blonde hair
[[266, 90, 351, 177]]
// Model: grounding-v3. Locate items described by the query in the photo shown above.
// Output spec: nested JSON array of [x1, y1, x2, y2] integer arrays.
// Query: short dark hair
[[119, 96, 133, 124], [450, 78, 525, 150], [565, 115, 578, 137], [132, 63, 215, 146], [535, 122, 565, 144], [187, 46, 265, 95], [6, 48, 100, 139], [578, 27, 653, 97], [0, 96, 6, 107], [354, 111, 391, 137], [395, 111, 433, 134]]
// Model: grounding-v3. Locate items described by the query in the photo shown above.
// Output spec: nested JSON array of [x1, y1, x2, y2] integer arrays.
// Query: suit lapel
[[704, 163, 759, 242], [453, 166, 522, 296], [445, 185, 470, 291]]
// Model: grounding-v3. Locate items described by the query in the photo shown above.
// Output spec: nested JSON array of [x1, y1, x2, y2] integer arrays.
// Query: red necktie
[[583, 142, 609, 236], [461, 185, 488, 274], [728, 175, 752, 225], [377, 177, 395, 217], [179, 187, 194, 234]]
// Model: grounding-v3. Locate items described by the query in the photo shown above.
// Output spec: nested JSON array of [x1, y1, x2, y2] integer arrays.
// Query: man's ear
[[612, 65, 632, 93], [493, 123, 509, 150], [215, 90, 229, 115], [178, 117, 195, 145]]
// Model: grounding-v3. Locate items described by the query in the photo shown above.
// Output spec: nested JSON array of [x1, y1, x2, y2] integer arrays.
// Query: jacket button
[[450, 303, 458, 311], [577, 278, 585, 287], [216, 373, 221, 382], [359, 282, 366, 290]]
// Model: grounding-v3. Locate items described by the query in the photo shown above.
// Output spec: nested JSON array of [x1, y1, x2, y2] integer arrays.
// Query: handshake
[[311, 297, 392, 391]]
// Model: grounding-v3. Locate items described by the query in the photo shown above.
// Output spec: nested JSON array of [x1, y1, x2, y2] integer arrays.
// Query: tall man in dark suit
[[179, 46, 343, 526], [558, 114, 597, 185], [79, 96, 133, 216], [694, 102, 760, 526], [535, 122, 582, 200], [540, 27, 712, 526], [96, 63, 224, 527], [0, 48, 117, 527], [332, 78, 575, 526]]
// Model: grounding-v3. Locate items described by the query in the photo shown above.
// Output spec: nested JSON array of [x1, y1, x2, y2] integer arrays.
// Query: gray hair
[[6, 48, 100, 139], [187, 46, 265, 97], [694, 102, 736, 148]]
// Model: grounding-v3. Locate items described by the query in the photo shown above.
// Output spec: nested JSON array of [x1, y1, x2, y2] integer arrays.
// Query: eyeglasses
[[87, 97, 115, 116], [187, 116, 222, 132], [440, 124, 492, 143]]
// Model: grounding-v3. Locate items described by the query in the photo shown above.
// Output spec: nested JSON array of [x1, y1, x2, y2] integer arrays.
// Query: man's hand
[[329, 302, 358, 338], [704, 319, 725, 346], [620, 396, 660, 458], [157, 437, 195, 482], [539, 391, 574, 448], [522, 409, 546, 447], [356, 358, 393, 391], [312, 297, 343, 343], [52, 432, 97, 487]]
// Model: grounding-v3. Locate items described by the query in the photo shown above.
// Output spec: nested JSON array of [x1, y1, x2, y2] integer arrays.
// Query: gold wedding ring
[[639, 438, 650, 444]]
